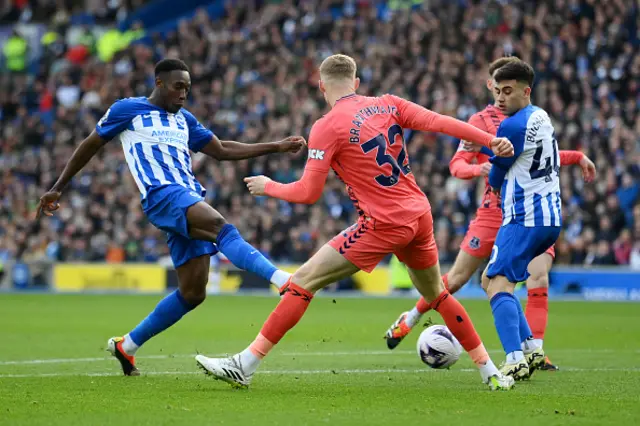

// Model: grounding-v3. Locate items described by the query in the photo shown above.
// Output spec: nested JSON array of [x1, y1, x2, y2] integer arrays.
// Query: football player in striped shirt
[[37, 59, 305, 376], [384, 57, 595, 374]]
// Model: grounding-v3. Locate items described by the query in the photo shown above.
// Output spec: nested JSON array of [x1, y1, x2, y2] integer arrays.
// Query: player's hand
[[490, 137, 514, 157], [277, 136, 307, 154], [244, 175, 273, 196], [579, 155, 596, 183], [36, 191, 62, 218], [477, 163, 492, 177]]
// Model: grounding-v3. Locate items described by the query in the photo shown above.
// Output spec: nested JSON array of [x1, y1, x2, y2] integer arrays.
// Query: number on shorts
[[489, 245, 499, 265]]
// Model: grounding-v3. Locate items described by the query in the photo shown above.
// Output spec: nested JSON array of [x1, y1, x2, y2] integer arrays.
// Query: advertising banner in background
[[2, 262, 635, 301], [53, 264, 166, 292]]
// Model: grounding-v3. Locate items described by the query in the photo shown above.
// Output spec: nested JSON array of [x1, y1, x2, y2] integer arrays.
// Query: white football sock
[[122, 334, 139, 356], [521, 338, 542, 354], [237, 348, 261, 374], [506, 350, 525, 363], [478, 358, 500, 382], [270, 270, 291, 288], [404, 307, 422, 328]]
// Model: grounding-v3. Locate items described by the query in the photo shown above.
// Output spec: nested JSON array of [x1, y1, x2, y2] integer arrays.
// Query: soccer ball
[[416, 325, 463, 369]]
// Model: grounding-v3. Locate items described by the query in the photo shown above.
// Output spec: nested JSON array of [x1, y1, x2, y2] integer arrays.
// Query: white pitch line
[[0, 348, 638, 367], [0, 350, 415, 366], [1, 367, 639, 379]]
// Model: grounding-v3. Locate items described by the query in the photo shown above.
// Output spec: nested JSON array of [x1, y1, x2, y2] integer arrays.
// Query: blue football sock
[[216, 223, 277, 282], [514, 294, 533, 343], [129, 290, 196, 346], [490, 292, 522, 355]]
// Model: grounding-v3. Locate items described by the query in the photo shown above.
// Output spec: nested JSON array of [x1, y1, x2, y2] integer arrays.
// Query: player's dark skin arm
[[36, 131, 106, 217], [200, 135, 305, 161]]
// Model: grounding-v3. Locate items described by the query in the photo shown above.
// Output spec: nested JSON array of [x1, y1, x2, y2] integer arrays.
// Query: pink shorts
[[329, 212, 439, 273]]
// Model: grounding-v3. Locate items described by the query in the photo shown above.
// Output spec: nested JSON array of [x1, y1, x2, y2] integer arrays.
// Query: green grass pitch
[[1, 294, 639, 425]]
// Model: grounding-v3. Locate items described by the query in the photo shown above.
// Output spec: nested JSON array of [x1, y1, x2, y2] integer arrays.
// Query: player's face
[[159, 70, 191, 113], [493, 80, 531, 115]]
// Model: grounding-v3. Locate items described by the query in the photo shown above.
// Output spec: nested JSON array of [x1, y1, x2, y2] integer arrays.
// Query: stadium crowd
[[1, 0, 639, 268]]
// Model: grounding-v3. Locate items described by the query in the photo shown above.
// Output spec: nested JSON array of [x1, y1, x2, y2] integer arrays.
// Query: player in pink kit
[[384, 57, 596, 372], [195, 54, 517, 391]]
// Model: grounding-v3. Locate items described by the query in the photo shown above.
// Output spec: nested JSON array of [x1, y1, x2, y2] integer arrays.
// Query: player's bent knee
[[527, 274, 549, 289], [180, 287, 207, 306], [485, 275, 514, 298]]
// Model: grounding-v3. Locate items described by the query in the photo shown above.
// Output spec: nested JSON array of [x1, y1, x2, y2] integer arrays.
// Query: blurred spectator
[[0, 0, 638, 267]]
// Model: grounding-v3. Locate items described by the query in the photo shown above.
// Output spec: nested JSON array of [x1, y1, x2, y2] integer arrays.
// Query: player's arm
[[182, 110, 305, 160], [560, 150, 596, 182], [37, 103, 129, 218], [487, 123, 525, 190], [449, 114, 491, 179], [244, 120, 336, 204], [200, 135, 305, 161], [245, 167, 329, 204], [389, 95, 513, 156], [449, 145, 489, 179]]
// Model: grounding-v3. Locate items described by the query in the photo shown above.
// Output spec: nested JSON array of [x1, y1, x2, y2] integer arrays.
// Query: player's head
[[318, 54, 360, 106], [153, 59, 191, 113], [486, 56, 520, 99], [493, 59, 535, 115]]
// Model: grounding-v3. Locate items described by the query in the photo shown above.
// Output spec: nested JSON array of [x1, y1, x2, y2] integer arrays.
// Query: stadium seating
[[0, 0, 638, 267]]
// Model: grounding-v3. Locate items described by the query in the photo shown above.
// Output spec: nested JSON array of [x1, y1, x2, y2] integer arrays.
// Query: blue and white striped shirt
[[488, 105, 562, 227], [95, 97, 212, 199]]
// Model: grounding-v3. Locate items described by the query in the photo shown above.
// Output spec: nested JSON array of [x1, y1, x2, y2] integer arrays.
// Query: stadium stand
[[0, 0, 638, 268]]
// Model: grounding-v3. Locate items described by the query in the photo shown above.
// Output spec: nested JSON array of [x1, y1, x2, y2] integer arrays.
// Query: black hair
[[493, 60, 535, 87], [154, 59, 190, 77]]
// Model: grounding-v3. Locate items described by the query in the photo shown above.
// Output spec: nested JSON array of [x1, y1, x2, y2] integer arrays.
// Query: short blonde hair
[[319, 54, 357, 83]]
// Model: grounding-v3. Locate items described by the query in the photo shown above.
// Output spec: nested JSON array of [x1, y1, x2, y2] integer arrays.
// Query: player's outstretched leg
[[384, 250, 484, 349], [408, 264, 514, 391], [196, 245, 359, 389], [107, 255, 210, 375], [525, 252, 558, 371], [186, 202, 291, 288]]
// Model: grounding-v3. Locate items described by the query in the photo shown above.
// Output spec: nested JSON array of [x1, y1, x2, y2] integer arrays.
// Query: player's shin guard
[[489, 292, 523, 359], [432, 290, 488, 364], [514, 295, 533, 343], [128, 289, 197, 349], [526, 288, 548, 340], [249, 280, 314, 358], [415, 274, 449, 314], [216, 224, 279, 283]]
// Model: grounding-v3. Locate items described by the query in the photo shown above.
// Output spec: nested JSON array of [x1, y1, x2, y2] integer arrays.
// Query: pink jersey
[[264, 94, 496, 226]]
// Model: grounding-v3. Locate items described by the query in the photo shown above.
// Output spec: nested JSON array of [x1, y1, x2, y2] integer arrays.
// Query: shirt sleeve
[[449, 143, 483, 179], [302, 119, 340, 173], [264, 168, 329, 204], [388, 95, 494, 147], [559, 150, 584, 166], [95, 100, 134, 141], [488, 119, 526, 188], [262, 119, 337, 203], [182, 109, 214, 152]]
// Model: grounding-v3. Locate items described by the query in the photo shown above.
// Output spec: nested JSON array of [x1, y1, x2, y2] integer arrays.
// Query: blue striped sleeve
[[182, 109, 214, 152], [95, 100, 135, 141], [488, 117, 526, 188]]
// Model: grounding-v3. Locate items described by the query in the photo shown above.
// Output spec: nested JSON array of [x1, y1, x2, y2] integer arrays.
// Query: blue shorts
[[486, 223, 560, 283], [142, 184, 218, 268]]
